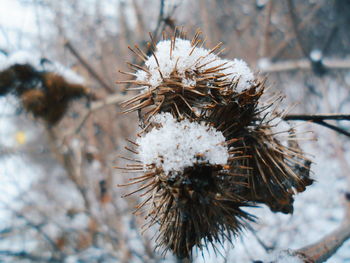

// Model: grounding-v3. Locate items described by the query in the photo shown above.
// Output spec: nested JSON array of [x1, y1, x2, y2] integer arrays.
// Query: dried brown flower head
[[0, 53, 89, 125], [117, 30, 313, 258], [119, 30, 255, 126], [117, 113, 254, 258]]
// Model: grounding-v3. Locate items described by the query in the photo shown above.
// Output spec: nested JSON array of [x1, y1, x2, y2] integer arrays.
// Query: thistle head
[[119, 113, 253, 258], [117, 30, 313, 258], [120, 30, 256, 125]]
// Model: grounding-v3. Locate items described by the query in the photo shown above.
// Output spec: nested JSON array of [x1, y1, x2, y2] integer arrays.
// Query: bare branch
[[64, 40, 114, 93], [286, 0, 309, 58], [283, 113, 350, 138], [259, 58, 350, 73], [72, 93, 130, 134], [270, 2, 323, 60], [283, 114, 350, 122]]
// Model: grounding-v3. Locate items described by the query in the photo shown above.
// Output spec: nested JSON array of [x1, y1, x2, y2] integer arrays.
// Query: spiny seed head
[[117, 30, 313, 258], [120, 30, 256, 125], [137, 113, 229, 174], [118, 113, 254, 258]]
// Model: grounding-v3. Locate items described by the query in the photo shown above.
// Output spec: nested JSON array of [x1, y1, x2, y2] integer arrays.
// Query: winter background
[[1, 0, 350, 262]]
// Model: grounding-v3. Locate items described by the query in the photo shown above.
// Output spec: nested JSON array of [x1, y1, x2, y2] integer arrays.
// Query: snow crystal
[[136, 38, 255, 92], [0, 50, 40, 71], [263, 250, 304, 263], [258, 57, 272, 71], [0, 51, 85, 84], [220, 58, 255, 91], [46, 61, 85, 85], [310, 49, 323, 62], [136, 113, 229, 174]]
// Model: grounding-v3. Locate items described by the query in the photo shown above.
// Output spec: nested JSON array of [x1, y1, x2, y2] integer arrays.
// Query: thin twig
[[46, 128, 91, 212], [73, 93, 130, 134], [245, 224, 274, 252], [0, 201, 63, 255], [153, 0, 166, 40], [270, 2, 323, 60], [283, 113, 350, 138], [286, 0, 309, 58], [259, 58, 350, 73], [283, 114, 350, 121], [314, 121, 350, 138], [64, 40, 114, 93], [259, 0, 273, 58]]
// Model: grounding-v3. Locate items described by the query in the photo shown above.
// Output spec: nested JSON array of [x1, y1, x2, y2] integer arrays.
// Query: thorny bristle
[[118, 154, 254, 258], [232, 127, 313, 214], [119, 31, 255, 127], [117, 31, 313, 258]]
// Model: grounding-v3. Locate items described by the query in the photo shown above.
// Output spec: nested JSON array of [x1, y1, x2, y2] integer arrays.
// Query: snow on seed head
[[136, 113, 229, 174], [135, 38, 255, 92]]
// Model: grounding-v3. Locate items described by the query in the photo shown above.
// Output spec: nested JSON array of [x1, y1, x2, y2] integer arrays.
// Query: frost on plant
[[117, 30, 313, 259], [264, 250, 304, 263], [137, 113, 229, 174], [134, 38, 254, 92], [120, 31, 256, 123]]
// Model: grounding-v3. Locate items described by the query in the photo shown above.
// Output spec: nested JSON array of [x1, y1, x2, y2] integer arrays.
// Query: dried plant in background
[[117, 31, 313, 259], [0, 52, 89, 125]]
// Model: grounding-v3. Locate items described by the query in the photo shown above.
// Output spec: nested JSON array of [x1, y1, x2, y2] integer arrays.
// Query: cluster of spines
[[116, 30, 312, 258]]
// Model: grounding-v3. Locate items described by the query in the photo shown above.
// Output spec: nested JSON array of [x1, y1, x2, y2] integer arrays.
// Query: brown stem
[[259, 0, 273, 58], [46, 128, 91, 212], [283, 114, 350, 121], [259, 58, 350, 73], [283, 114, 350, 138], [72, 93, 130, 134], [270, 2, 322, 60], [286, 0, 309, 58], [64, 40, 114, 94]]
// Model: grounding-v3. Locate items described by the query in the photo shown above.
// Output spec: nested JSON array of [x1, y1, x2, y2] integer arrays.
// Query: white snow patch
[[136, 38, 254, 92], [136, 113, 229, 174], [220, 58, 255, 91], [0, 50, 41, 71], [47, 61, 85, 85], [258, 57, 272, 71], [264, 250, 304, 263]]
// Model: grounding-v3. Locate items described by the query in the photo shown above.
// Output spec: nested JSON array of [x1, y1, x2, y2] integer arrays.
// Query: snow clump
[[136, 113, 229, 174], [135, 38, 254, 92]]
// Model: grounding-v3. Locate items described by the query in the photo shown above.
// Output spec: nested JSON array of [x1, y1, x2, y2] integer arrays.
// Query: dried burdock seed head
[[119, 30, 255, 125], [118, 30, 313, 259], [13, 71, 89, 125], [26, 72, 89, 125], [117, 113, 254, 258], [223, 106, 313, 214], [240, 127, 312, 214], [201, 79, 313, 214], [0, 64, 41, 96], [0, 52, 89, 125]]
